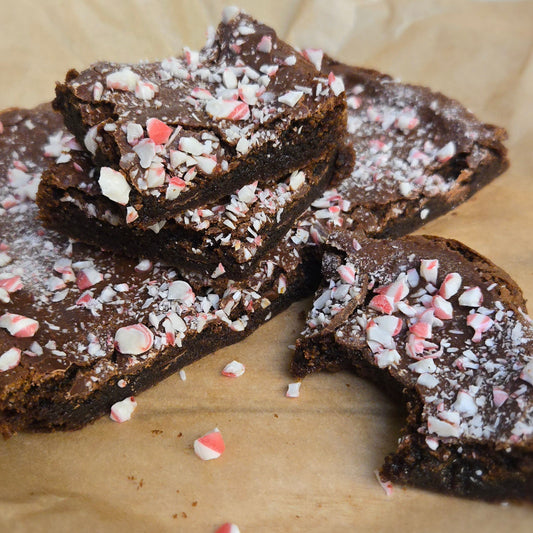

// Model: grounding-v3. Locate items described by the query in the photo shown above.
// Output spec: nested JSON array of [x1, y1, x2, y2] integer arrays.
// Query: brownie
[[0, 104, 321, 437], [37, 145, 340, 280], [52, 9, 347, 228], [292, 231, 533, 502], [289, 53, 508, 241]]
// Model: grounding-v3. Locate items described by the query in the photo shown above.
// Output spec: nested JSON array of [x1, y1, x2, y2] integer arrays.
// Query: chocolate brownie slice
[[292, 53, 508, 241], [52, 9, 347, 228], [292, 232, 533, 502], [0, 104, 320, 437], [37, 145, 340, 280]]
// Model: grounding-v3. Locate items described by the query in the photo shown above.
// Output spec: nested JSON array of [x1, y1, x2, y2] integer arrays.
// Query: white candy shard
[[278, 91, 304, 107], [458, 286, 483, 307], [110, 397, 137, 423], [193, 428, 225, 460], [106, 68, 140, 92], [167, 280, 195, 305], [99, 167, 131, 205], [0, 347, 21, 372], [286, 382, 301, 398], [303, 48, 323, 71], [114, 324, 154, 355], [428, 413, 462, 438], [436, 141, 456, 162], [452, 390, 478, 416], [222, 360, 245, 377], [126, 122, 144, 146], [179, 137, 204, 156], [375, 349, 401, 369], [288, 170, 305, 191], [222, 6, 240, 23]]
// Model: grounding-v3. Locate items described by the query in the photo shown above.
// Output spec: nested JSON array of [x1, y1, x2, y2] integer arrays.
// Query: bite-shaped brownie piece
[[37, 145, 340, 280], [292, 232, 533, 502], [292, 53, 508, 240], [52, 8, 347, 229], [0, 104, 320, 437]]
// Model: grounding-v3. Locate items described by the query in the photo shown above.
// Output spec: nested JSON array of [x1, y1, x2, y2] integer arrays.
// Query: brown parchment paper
[[0, 1, 532, 531]]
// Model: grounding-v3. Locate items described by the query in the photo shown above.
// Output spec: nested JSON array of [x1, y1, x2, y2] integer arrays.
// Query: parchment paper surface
[[0, 1, 532, 531]]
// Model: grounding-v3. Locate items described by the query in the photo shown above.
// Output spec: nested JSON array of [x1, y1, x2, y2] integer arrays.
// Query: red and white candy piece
[[114, 324, 154, 355], [256, 35, 272, 53], [215, 523, 240, 533], [337, 264, 355, 284], [438, 273, 462, 299], [193, 428, 225, 460], [76, 267, 103, 290], [420, 259, 439, 284], [205, 99, 250, 121], [110, 397, 137, 423], [432, 295, 453, 320], [374, 471, 393, 497], [375, 349, 401, 369], [375, 277, 409, 302], [302, 48, 323, 71], [466, 313, 494, 342], [99, 167, 131, 205], [133, 139, 157, 168], [0, 313, 39, 338], [106, 68, 140, 92], [458, 286, 483, 307], [0, 347, 21, 372], [146, 118, 172, 145], [368, 294, 395, 315], [436, 141, 456, 163], [221, 360, 245, 377], [492, 387, 509, 406], [328, 72, 345, 96], [0, 276, 23, 293], [135, 80, 158, 100]]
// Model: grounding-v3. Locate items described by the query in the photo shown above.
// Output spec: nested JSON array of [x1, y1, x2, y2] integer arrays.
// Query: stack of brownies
[[1, 6, 531, 503], [38, 8, 347, 282]]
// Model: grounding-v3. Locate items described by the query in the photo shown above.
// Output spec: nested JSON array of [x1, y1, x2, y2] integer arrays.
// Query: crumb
[[182, 512, 187, 519], [137, 479, 144, 490], [192, 501, 198, 507], [177, 432, 183, 438], [273, 413, 278, 418], [151, 429, 163, 435], [172, 514, 178, 519]]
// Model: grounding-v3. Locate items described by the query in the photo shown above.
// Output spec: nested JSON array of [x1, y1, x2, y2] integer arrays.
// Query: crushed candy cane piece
[[106, 68, 139, 92], [302, 48, 323, 71], [222, 360, 245, 377], [520, 360, 533, 386], [115, 324, 154, 355], [374, 470, 393, 496], [256, 35, 272, 53], [0, 313, 39, 338], [286, 382, 301, 398], [439, 272, 462, 299], [146, 118, 172, 144], [99, 167, 131, 205], [110, 397, 137, 423], [0, 347, 21, 372], [420, 259, 439, 284], [328, 72, 345, 96], [458, 286, 483, 307], [0, 276, 23, 293], [76, 267, 103, 290], [278, 90, 303, 107], [206, 99, 250, 120], [215, 523, 241, 533], [467, 313, 494, 342], [194, 428, 225, 460]]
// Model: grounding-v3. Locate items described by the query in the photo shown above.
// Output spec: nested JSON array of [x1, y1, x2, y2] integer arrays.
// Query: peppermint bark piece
[[53, 10, 346, 228], [0, 104, 320, 437], [295, 55, 508, 241], [37, 146, 341, 280], [292, 232, 533, 502]]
